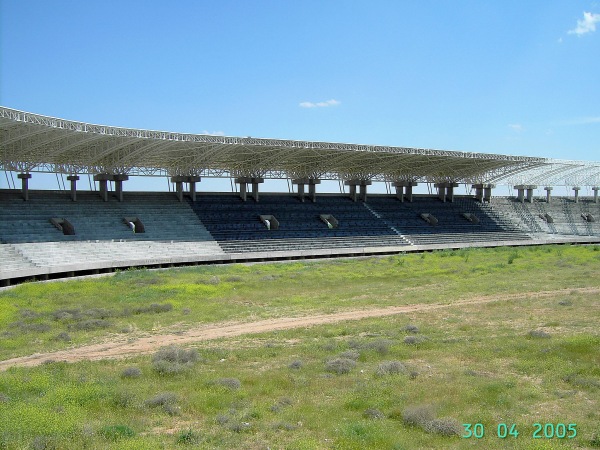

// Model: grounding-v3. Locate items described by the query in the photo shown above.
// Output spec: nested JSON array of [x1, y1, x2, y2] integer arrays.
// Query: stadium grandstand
[[1, 106, 600, 286]]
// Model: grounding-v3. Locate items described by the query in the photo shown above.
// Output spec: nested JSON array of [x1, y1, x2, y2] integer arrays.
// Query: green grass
[[1, 244, 599, 361], [0, 244, 599, 448]]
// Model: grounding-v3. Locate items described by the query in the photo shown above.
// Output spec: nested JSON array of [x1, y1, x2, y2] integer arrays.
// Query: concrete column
[[435, 184, 446, 202], [573, 187, 580, 203], [394, 185, 404, 202], [472, 184, 484, 202], [235, 177, 256, 202], [593, 187, 599, 204], [526, 187, 534, 203], [188, 176, 201, 202], [308, 178, 320, 203], [405, 183, 415, 202], [67, 175, 79, 202], [171, 176, 186, 202], [516, 187, 525, 203], [17, 173, 32, 201], [544, 186, 553, 204], [297, 182, 305, 202], [94, 174, 110, 202], [292, 178, 307, 203], [176, 181, 183, 202], [483, 184, 495, 203], [393, 181, 417, 202], [447, 184, 455, 203], [113, 174, 128, 202], [251, 177, 264, 202], [239, 182, 247, 202], [359, 183, 368, 202], [348, 183, 358, 202], [345, 180, 370, 202]]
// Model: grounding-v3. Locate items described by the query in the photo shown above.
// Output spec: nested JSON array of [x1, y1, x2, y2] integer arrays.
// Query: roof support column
[[308, 178, 320, 203], [393, 181, 417, 203], [344, 179, 371, 202], [17, 173, 32, 201], [435, 183, 447, 202], [67, 175, 79, 202], [292, 178, 307, 203], [526, 186, 536, 203], [404, 182, 416, 202], [235, 177, 250, 202], [446, 183, 458, 202], [472, 184, 484, 202], [593, 187, 599, 203], [359, 180, 371, 202], [394, 184, 404, 202], [113, 174, 128, 202], [188, 176, 201, 202], [171, 176, 186, 202], [297, 182, 305, 202], [345, 180, 359, 202], [483, 184, 495, 203], [251, 177, 264, 203], [573, 187, 580, 203], [544, 186, 553, 204], [514, 185, 536, 203], [515, 186, 525, 203], [94, 174, 110, 202]]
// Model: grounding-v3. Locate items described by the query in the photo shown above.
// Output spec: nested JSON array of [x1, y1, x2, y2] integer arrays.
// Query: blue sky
[[1, 1, 599, 192]]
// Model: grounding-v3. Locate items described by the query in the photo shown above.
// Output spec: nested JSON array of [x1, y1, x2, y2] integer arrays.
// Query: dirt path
[[1, 287, 598, 371]]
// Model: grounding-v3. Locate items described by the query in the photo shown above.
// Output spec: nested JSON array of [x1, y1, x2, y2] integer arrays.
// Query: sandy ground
[[1, 286, 598, 371]]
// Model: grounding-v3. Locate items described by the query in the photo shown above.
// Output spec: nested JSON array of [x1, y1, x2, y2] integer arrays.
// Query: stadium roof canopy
[[1, 106, 599, 186]]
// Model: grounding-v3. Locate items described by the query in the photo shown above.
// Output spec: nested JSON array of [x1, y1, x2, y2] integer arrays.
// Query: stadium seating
[[489, 197, 600, 237], [2, 189, 600, 285], [365, 195, 531, 245], [187, 194, 399, 241], [0, 190, 213, 243]]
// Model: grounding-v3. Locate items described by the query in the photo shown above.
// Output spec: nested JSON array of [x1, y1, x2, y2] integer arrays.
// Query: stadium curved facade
[[2, 106, 600, 286]]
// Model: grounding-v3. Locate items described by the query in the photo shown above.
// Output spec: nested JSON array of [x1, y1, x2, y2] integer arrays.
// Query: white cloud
[[202, 130, 225, 136], [568, 11, 600, 36], [508, 124, 524, 132], [299, 99, 341, 108]]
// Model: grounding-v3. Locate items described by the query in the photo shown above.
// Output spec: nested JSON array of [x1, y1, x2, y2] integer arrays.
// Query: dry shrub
[[133, 303, 173, 314], [145, 392, 180, 415], [402, 404, 435, 426], [338, 350, 360, 360], [363, 408, 385, 419], [152, 345, 199, 375], [288, 360, 303, 369], [213, 378, 241, 390], [325, 358, 356, 374], [120, 367, 142, 379], [403, 324, 419, 333], [402, 404, 461, 436], [528, 330, 551, 339], [423, 418, 462, 436], [404, 335, 427, 345], [376, 360, 407, 376]]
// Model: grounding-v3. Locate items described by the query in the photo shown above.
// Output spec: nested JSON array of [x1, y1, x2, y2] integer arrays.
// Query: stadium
[[1, 108, 600, 447], [1, 106, 600, 286]]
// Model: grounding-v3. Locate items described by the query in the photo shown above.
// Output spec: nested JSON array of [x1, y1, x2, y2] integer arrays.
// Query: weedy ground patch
[[0, 244, 598, 448]]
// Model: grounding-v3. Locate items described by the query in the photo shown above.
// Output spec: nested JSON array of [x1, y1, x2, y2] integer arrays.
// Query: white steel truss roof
[[1, 106, 598, 186]]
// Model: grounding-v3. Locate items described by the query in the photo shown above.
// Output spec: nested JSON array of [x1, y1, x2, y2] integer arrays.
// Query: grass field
[[0, 244, 599, 449]]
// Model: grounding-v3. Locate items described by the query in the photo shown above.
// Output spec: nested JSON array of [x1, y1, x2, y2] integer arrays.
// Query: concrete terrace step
[[218, 235, 411, 253], [11, 241, 226, 268]]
